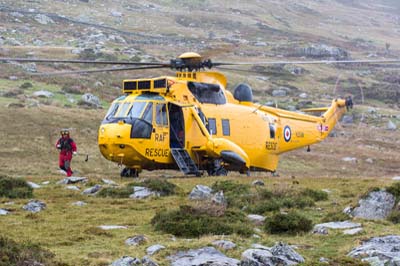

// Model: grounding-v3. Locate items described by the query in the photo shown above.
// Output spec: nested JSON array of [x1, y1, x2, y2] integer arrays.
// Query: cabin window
[[104, 102, 119, 120], [269, 123, 276, 139], [156, 103, 168, 126], [187, 82, 226, 104], [128, 102, 147, 118], [208, 118, 217, 135], [142, 102, 153, 124], [222, 119, 230, 136], [115, 102, 131, 118]]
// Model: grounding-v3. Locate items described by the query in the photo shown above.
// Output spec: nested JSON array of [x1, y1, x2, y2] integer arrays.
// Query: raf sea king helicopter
[[3, 52, 399, 177], [98, 52, 353, 177]]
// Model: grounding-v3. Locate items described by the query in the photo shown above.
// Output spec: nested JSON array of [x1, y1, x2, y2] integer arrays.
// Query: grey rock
[[241, 242, 304, 266], [82, 185, 101, 195], [252, 180, 265, 186], [367, 107, 377, 114], [348, 235, 400, 265], [272, 89, 287, 97], [299, 92, 308, 98], [33, 90, 54, 98], [342, 157, 357, 163], [365, 158, 374, 164], [212, 240, 236, 250], [146, 244, 165, 255], [98, 225, 127, 230], [80, 93, 101, 108], [34, 14, 54, 25], [111, 11, 123, 17], [392, 176, 400, 181], [130, 186, 157, 199], [313, 227, 328, 235], [23, 200, 46, 213], [168, 247, 240, 266], [111, 256, 141, 266], [342, 115, 354, 124], [319, 257, 329, 263], [66, 185, 80, 191], [189, 185, 213, 200], [314, 221, 361, 230], [387, 120, 397, 131], [352, 190, 395, 220], [247, 214, 266, 225], [212, 191, 227, 205], [9, 76, 18, 80], [72, 201, 86, 206], [343, 228, 363, 235], [125, 235, 147, 246], [27, 181, 41, 189], [0, 209, 9, 215], [343, 206, 353, 215], [102, 178, 117, 186], [57, 176, 88, 184], [41, 181, 50, 185], [296, 44, 350, 60], [21, 63, 37, 73], [142, 256, 159, 266]]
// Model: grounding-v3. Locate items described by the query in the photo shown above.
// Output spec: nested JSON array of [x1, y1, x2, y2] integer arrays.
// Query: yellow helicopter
[[1, 52, 399, 177]]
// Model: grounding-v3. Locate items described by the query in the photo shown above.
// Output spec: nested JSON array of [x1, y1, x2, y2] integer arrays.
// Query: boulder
[[82, 184, 102, 195], [343, 228, 363, 235], [252, 180, 265, 186], [125, 235, 147, 246], [57, 176, 88, 184], [342, 157, 357, 163], [33, 90, 54, 98], [146, 244, 165, 255], [313, 221, 361, 230], [247, 214, 266, 225], [387, 120, 397, 130], [66, 185, 80, 191], [241, 242, 304, 266], [130, 186, 157, 199], [0, 209, 10, 215], [272, 89, 287, 97], [211, 191, 227, 205], [348, 235, 400, 265], [34, 14, 54, 25], [212, 240, 237, 250], [168, 247, 240, 266], [189, 185, 213, 200], [26, 181, 41, 189], [80, 93, 101, 108], [352, 190, 395, 220], [111, 256, 141, 266], [142, 256, 159, 266], [393, 176, 400, 181], [23, 200, 46, 213], [98, 225, 127, 230]]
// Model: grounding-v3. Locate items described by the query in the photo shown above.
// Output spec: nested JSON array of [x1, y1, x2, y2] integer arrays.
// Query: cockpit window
[[156, 103, 168, 126], [104, 102, 119, 120], [115, 102, 131, 118], [188, 82, 226, 104], [128, 102, 147, 118], [142, 102, 153, 124]]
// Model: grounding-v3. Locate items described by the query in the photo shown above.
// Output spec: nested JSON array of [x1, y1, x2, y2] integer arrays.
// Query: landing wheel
[[207, 159, 228, 176], [120, 167, 139, 178]]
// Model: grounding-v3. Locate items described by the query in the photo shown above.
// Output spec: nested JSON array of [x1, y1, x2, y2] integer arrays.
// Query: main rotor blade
[[32, 65, 169, 76], [0, 57, 169, 66], [213, 59, 400, 66]]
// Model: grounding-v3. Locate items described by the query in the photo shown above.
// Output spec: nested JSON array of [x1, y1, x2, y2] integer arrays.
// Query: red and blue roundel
[[284, 126, 291, 142]]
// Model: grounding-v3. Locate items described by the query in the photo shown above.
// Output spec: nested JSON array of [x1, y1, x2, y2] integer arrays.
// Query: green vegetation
[[151, 205, 253, 237], [321, 211, 350, 223], [0, 236, 67, 266], [265, 211, 313, 234], [130, 178, 178, 196], [0, 176, 33, 199], [386, 182, 400, 201], [303, 257, 369, 266], [97, 186, 132, 198], [388, 210, 400, 224]]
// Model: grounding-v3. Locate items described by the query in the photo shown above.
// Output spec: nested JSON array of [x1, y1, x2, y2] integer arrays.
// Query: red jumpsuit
[[56, 136, 77, 177]]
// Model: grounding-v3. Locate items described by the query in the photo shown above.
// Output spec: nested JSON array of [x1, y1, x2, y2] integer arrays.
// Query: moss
[[151, 205, 252, 237], [0, 235, 68, 266], [0, 176, 33, 199], [265, 211, 313, 235]]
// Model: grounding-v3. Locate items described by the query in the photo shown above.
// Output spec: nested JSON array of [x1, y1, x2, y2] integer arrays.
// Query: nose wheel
[[120, 167, 139, 178], [207, 158, 228, 176]]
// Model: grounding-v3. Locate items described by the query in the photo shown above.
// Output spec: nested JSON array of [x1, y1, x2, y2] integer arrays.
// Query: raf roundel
[[284, 126, 291, 142]]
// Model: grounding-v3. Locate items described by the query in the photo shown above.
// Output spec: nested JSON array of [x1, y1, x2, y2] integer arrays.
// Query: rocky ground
[[0, 0, 399, 265]]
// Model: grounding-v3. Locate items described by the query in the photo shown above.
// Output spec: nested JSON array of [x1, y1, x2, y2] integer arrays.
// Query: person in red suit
[[56, 129, 77, 177]]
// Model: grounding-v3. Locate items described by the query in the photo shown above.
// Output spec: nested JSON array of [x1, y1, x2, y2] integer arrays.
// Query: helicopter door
[[153, 103, 170, 161], [169, 104, 185, 148]]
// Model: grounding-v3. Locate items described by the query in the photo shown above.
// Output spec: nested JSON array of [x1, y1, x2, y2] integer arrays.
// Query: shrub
[[151, 205, 252, 237], [386, 182, 400, 201], [97, 187, 132, 198], [300, 188, 328, 201], [19, 82, 33, 89], [265, 211, 313, 234], [211, 180, 252, 208], [131, 178, 177, 196], [388, 210, 400, 224], [0, 236, 68, 266], [0, 176, 33, 199], [321, 211, 350, 223], [249, 199, 282, 214]]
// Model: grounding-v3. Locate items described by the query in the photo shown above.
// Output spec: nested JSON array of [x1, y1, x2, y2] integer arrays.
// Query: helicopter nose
[[98, 123, 132, 162]]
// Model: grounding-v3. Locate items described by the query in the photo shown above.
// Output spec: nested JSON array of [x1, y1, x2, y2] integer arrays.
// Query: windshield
[[128, 102, 147, 118], [115, 102, 131, 118], [104, 102, 119, 120]]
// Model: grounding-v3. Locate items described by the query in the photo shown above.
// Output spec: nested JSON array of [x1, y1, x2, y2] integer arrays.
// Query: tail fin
[[320, 96, 353, 138]]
